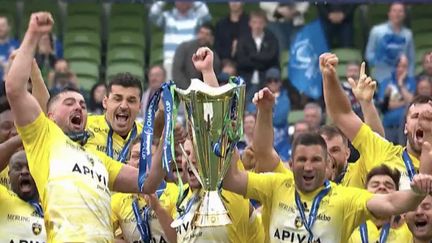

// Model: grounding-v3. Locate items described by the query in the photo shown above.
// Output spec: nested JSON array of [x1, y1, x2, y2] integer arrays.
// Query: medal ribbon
[[106, 123, 137, 163]]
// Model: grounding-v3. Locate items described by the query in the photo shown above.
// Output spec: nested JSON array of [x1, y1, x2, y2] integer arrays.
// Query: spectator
[[417, 51, 432, 80], [217, 59, 238, 85], [139, 65, 166, 120], [88, 82, 106, 115], [416, 76, 432, 96], [48, 59, 79, 95], [378, 55, 415, 145], [317, 3, 357, 48], [260, 2, 309, 50], [149, 1, 211, 81], [0, 16, 19, 82], [266, 68, 291, 161], [237, 112, 256, 155], [341, 61, 363, 118], [172, 23, 220, 89], [35, 33, 57, 81], [365, 3, 415, 83], [236, 10, 279, 104], [303, 102, 323, 132], [214, 2, 250, 61]]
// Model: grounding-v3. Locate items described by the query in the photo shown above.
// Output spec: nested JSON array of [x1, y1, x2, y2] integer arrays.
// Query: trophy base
[[194, 190, 232, 227]]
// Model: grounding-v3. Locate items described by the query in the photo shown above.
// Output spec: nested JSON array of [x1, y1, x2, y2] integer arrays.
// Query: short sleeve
[[97, 153, 124, 190], [16, 112, 53, 196], [246, 172, 283, 206], [352, 124, 397, 173], [342, 186, 375, 235]]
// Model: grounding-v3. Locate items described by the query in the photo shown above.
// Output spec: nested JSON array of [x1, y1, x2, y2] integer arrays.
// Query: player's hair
[[107, 72, 143, 99], [47, 87, 82, 112], [405, 95, 432, 119], [198, 22, 214, 35], [249, 9, 268, 22], [318, 125, 349, 146], [366, 164, 401, 191], [292, 132, 327, 160]]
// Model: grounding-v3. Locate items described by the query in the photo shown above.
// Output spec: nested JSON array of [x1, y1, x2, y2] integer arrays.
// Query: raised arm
[[252, 88, 280, 172], [222, 149, 248, 196], [192, 47, 218, 87], [321, 53, 363, 141], [348, 62, 384, 137], [30, 59, 50, 114], [366, 173, 432, 219], [5, 12, 53, 126]]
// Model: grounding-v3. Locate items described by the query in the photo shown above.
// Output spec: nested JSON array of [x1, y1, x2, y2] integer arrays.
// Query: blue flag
[[288, 19, 329, 99]]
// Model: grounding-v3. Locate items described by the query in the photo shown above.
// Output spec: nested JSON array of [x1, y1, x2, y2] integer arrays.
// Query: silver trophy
[[175, 78, 245, 227]]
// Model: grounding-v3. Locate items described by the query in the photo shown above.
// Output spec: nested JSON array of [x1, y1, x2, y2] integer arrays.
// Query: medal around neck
[[175, 78, 245, 227]]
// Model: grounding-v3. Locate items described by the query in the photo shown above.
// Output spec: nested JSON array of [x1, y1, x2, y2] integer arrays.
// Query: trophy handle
[[179, 143, 204, 187]]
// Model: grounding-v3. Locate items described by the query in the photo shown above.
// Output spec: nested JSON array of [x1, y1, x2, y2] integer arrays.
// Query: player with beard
[[322, 52, 432, 190], [6, 12, 166, 242], [0, 150, 46, 242], [85, 72, 144, 164], [223, 131, 432, 243], [348, 164, 412, 243]]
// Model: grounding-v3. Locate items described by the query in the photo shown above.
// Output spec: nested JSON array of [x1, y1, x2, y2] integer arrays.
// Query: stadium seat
[[64, 46, 101, 65], [69, 61, 99, 79], [288, 110, 304, 124], [411, 18, 432, 34], [410, 4, 432, 18], [110, 3, 147, 17], [107, 62, 144, 80], [67, 2, 102, 16], [366, 4, 390, 27], [107, 46, 144, 66], [109, 16, 145, 33], [415, 33, 432, 50], [108, 31, 145, 49], [66, 15, 101, 33], [22, 0, 60, 37], [64, 30, 101, 49], [69, 60, 99, 92]]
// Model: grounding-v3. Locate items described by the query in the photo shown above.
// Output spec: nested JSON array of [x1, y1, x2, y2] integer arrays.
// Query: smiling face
[[9, 151, 38, 201], [292, 144, 327, 193], [406, 196, 432, 241], [103, 85, 141, 137], [321, 134, 349, 180], [48, 91, 87, 133]]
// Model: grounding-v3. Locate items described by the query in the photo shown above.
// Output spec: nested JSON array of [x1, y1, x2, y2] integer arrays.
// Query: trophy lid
[[175, 79, 240, 97]]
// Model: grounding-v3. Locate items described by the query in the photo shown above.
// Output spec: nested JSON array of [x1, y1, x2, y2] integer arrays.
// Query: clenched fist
[[27, 12, 54, 36]]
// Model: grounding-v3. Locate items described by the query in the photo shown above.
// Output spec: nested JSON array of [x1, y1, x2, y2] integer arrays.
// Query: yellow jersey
[[172, 161, 252, 243], [340, 162, 367, 188], [348, 220, 412, 243], [352, 124, 419, 190], [0, 184, 46, 242], [85, 115, 143, 161], [246, 172, 374, 243], [248, 208, 265, 243], [111, 182, 179, 242], [17, 112, 124, 242], [0, 166, 10, 189]]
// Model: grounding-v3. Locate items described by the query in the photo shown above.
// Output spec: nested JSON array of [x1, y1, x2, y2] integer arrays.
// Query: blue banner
[[288, 19, 329, 99]]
